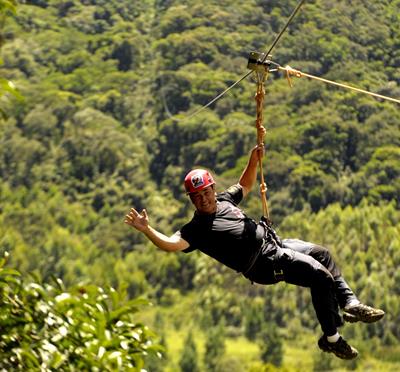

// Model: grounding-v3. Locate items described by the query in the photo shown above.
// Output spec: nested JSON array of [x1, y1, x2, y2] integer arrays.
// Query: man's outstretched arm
[[125, 208, 189, 252]]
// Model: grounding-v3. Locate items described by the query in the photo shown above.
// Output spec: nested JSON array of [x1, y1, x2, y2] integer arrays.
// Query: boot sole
[[318, 342, 358, 360], [321, 349, 358, 360], [343, 311, 385, 323]]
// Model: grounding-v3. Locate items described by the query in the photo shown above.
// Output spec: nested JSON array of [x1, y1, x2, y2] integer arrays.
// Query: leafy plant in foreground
[[0, 252, 162, 371]]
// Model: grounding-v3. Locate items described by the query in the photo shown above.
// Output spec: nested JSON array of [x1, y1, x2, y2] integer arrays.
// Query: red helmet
[[184, 169, 215, 194]]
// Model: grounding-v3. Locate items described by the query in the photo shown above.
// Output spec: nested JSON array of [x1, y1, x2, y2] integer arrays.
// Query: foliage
[[0, 252, 162, 371], [0, 0, 20, 118], [258, 323, 283, 367], [179, 329, 199, 372], [204, 322, 226, 371]]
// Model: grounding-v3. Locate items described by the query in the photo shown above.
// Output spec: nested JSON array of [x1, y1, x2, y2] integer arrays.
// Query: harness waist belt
[[242, 238, 277, 277], [242, 218, 283, 277]]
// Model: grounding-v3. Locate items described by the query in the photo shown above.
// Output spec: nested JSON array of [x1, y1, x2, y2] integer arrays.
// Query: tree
[[204, 322, 226, 371], [179, 330, 199, 372], [244, 298, 264, 341], [313, 349, 333, 372], [258, 323, 283, 367]]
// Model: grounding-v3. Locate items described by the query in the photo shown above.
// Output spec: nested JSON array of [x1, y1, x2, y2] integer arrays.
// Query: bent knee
[[314, 264, 335, 286]]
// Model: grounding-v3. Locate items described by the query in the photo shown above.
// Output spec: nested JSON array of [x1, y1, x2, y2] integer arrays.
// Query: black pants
[[244, 238, 358, 336]]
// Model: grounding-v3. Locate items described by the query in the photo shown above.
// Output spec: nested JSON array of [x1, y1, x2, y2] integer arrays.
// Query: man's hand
[[124, 207, 190, 252], [125, 208, 149, 232], [253, 142, 265, 160]]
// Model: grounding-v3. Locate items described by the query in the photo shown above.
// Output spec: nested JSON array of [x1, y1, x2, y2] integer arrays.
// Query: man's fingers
[[130, 208, 140, 216], [125, 207, 147, 229], [125, 214, 135, 224]]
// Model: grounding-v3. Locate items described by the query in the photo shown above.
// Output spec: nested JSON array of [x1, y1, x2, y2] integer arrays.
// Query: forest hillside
[[0, 0, 399, 371]]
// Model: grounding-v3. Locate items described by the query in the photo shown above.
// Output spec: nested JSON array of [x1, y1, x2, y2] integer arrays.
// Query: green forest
[[0, 0, 399, 370]]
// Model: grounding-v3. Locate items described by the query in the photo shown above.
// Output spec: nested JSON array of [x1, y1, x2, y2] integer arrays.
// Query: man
[[125, 141, 384, 360]]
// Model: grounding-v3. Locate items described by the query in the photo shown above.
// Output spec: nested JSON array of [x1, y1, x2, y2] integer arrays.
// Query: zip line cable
[[185, 70, 253, 120], [261, 0, 306, 64]]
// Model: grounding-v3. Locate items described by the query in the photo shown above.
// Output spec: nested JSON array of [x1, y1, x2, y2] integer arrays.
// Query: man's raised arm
[[239, 139, 265, 198], [124, 208, 189, 252]]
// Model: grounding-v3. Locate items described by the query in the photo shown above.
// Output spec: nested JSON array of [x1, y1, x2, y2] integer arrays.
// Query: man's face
[[189, 185, 217, 215]]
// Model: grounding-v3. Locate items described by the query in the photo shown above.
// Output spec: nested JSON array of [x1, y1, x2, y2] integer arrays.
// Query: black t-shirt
[[179, 184, 263, 273]]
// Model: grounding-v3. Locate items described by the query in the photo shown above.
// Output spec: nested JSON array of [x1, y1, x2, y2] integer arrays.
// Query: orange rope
[[281, 65, 400, 104], [254, 71, 270, 221]]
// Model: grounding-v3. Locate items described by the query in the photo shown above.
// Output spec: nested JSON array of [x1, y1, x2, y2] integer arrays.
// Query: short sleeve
[[179, 223, 197, 253], [217, 184, 243, 205]]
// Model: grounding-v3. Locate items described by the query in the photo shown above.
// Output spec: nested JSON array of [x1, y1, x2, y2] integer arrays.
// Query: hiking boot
[[318, 335, 358, 360], [343, 303, 385, 323]]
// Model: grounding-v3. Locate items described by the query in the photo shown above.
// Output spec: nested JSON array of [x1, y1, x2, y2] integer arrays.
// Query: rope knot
[[285, 65, 302, 87], [260, 182, 267, 194]]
